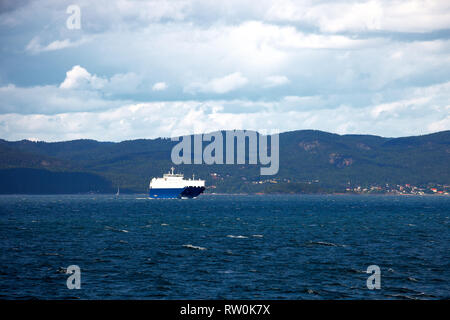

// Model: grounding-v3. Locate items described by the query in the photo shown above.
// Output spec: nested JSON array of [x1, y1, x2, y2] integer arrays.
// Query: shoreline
[[0, 193, 448, 197]]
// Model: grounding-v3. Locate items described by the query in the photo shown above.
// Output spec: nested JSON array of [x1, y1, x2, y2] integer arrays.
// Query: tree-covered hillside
[[0, 130, 448, 194]]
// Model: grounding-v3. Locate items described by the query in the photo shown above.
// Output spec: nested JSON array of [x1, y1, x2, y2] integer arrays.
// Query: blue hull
[[148, 186, 206, 199], [180, 186, 206, 198], [148, 188, 184, 199]]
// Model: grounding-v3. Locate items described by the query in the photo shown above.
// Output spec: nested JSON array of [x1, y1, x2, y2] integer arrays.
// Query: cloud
[[60, 65, 106, 90], [106, 72, 142, 94], [0, 99, 440, 142], [266, 0, 450, 33], [1, 0, 450, 141], [0, 83, 128, 114], [59, 65, 141, 94], [9, 11, 450, 99], [185, 72, 249, 94], [263, 75, 290, 88], [370, 97, 431, 119], [152, 82, 168, 91], [1, 80, 449, 141], [26, 36, 91, 54], [0, 66, 144, 114], [428, 114, 450, 133], [5, 0, 450, 35]]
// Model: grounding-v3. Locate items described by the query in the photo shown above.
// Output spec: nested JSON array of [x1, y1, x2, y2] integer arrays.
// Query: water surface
[[0, 194, 449, 299]]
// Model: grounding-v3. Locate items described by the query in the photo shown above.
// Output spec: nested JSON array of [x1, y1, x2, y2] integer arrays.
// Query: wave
[[227, 235, 248, 239], [56, 267, 67, 274], [183, 244, 207, 251], [385, 294, 418, 300], [307, 241, 341, 247], [346, 268, 366, 274], [305, 289, 319, 295], [218, 270, 234, 274], [104, 225, 129, 233], [40, 252, 61, 256]]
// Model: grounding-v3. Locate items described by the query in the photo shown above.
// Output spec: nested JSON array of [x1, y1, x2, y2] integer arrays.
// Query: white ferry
[[148, 167, 205, 199]]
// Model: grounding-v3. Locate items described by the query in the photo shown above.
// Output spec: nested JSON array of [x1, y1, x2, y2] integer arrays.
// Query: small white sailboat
[[115, 186, 120, 197]]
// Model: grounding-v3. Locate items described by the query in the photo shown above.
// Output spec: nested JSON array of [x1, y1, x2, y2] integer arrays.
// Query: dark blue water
[[0, 194, 449, 299]]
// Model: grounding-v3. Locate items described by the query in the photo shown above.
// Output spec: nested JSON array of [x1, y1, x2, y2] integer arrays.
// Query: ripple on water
[[0, 194, 448, 299]]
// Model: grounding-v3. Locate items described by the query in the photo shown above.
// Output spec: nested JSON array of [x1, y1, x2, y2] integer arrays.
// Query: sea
[[0, 194, 449, 300]]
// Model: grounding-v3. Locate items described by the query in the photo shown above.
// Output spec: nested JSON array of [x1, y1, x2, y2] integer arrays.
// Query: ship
[[148, 167, 206, 199]]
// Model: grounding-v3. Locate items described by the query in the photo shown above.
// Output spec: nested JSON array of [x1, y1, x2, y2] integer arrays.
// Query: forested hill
[[0, 130, 449, 194]]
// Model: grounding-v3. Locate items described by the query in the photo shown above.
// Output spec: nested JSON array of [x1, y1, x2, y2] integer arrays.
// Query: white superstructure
[[149, 167, 205, 189]]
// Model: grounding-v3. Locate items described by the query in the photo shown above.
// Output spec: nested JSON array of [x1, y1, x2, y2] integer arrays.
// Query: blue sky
[[0, 0, 449, 141]]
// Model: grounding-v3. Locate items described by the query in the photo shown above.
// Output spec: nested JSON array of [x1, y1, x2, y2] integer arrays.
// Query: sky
[[0, 0, 449, 141]]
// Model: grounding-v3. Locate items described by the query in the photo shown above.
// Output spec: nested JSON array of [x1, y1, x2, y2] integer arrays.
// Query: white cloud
[[1, 80, 449, 141], [370, 97, 431, 119], [266, 0, 450, 33], [26, 36, 91, 54], [185, 72, 249, 94], [302, 0, 384, 33], [68, 0, 450, 34], [428, 114, 450, 133], [107, 72, 142, 94], [152, 82, 168, 91], [1, 0, 450, 142], [0, 66, 145, 114], [59, 65, 141, 94], [60, 65, 106, 90], [8, 0, 450, 40], [0, 100, 438, 142], [0, 83, 128, 114], [264, 75, 289, 88]]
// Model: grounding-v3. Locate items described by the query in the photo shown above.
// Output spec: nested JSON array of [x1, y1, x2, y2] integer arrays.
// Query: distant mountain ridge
[[0, 130, 449, 194]]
